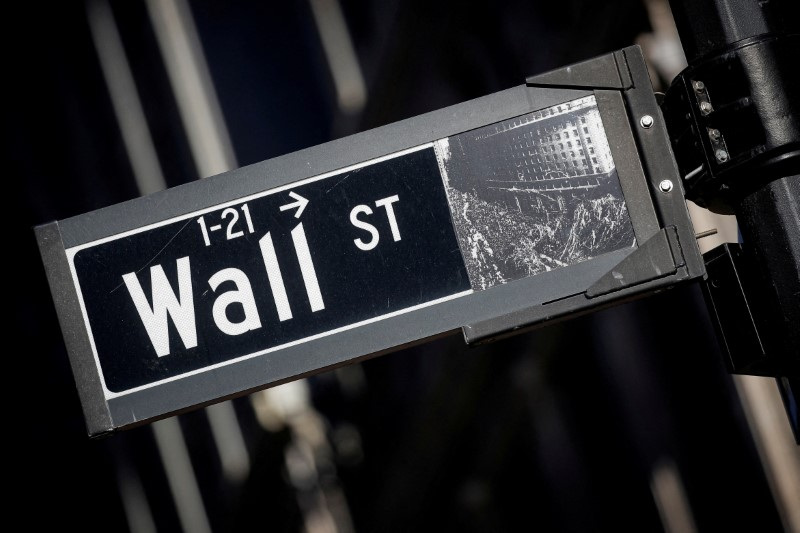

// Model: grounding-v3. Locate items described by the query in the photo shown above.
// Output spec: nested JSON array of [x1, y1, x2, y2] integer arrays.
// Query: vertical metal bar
[[144, 0, 237, 177], [204, 403, 251, 483], [734, 375, 800, 532], [308, 0, 367, 114], [86, 0, 166, 195], [152, 418, 213, 533], [115, 457, 158, 533], [649, 458, 698, 533]]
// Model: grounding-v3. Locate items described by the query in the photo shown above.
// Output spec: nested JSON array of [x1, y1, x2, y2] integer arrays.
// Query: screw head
[[640, 115, 654, 129], [715, 149, 729, 163], [708, 128, 721, 141], [700, 101, 713, 115], [693, 80, 705, 92], [659, 179, 674, 193]]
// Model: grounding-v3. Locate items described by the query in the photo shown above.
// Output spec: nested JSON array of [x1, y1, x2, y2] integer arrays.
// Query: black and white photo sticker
[[436, 95, 635, 290]]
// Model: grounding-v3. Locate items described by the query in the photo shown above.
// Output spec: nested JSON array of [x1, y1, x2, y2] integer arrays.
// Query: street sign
[[71, 144, 470, 395], [37, 46, 704, 436]]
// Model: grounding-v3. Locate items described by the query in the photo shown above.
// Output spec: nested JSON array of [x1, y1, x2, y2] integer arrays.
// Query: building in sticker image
[[448, 97, 618, 215]]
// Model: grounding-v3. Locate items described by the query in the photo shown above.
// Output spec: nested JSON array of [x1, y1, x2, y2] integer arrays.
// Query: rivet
[[693, 80, 705, 92], [715, 149, 729, 163], [700, 101, 713, 115], [708, 128, 721, 141], [659, 180, 674, 193], [640, 115, 654, 129]]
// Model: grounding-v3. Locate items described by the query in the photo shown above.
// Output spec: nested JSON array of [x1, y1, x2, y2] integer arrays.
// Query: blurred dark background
[[7, 0, 796, 531]]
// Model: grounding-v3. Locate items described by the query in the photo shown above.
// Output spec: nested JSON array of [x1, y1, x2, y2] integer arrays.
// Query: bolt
[[715, 149, 729, 163], [640, 115, 654, 129], [693, 80, 705, 92], [708, 128, 721, 142], [700, 101, 713, 115], [659, 179, 674, 193]]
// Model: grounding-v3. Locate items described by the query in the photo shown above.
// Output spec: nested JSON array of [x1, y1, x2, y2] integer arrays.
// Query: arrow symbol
[[279, 191, 309, 219]]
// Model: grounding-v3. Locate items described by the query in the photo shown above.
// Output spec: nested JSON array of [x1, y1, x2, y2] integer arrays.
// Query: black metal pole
[[666, 0, 799, 436], [668, 0, 796, 65]]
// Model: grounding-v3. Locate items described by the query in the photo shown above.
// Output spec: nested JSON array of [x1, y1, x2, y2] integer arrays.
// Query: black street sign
[[72, 145, 469, 395], [37, 47, 704, 436]]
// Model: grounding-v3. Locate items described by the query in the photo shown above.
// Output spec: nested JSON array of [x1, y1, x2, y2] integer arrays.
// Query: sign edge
[[35, 221, 113, 437]]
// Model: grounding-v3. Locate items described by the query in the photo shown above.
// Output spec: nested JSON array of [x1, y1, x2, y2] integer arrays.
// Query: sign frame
[[36, 46, 704, 436]]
